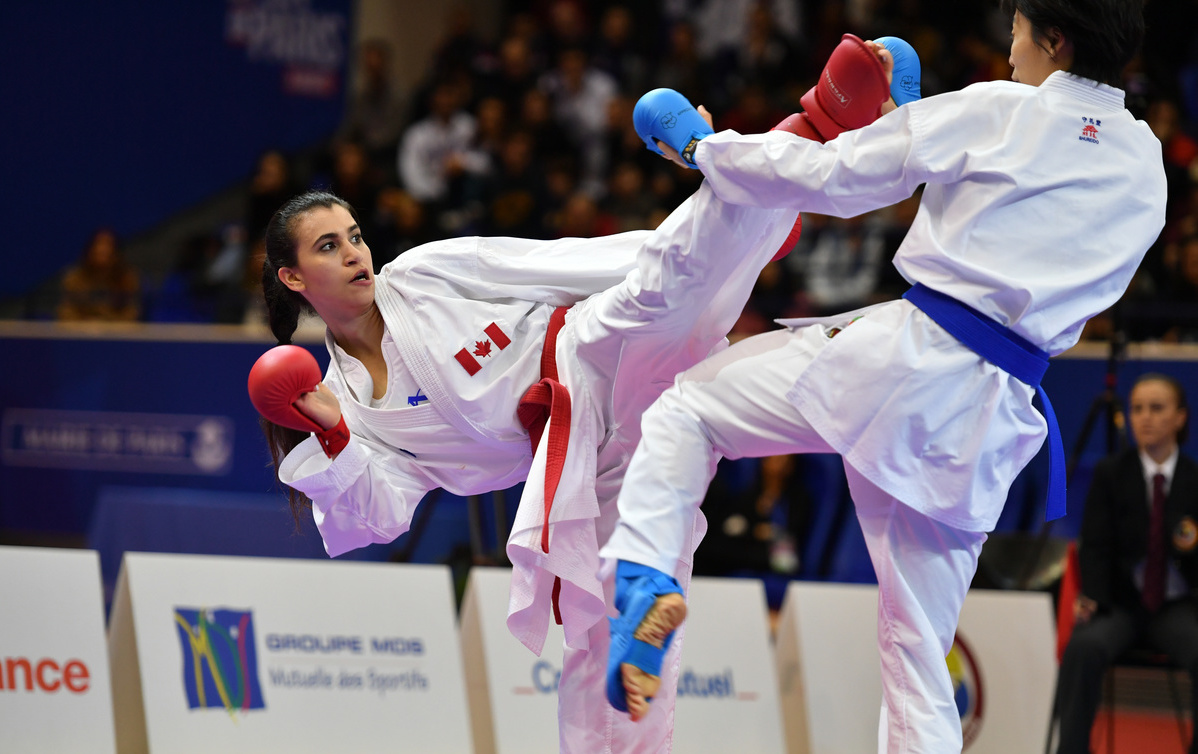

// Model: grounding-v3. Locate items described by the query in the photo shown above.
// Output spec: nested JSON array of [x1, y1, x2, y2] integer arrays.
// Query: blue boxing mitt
[[876, 36, 922, 105], [633, 88, 714, 168]]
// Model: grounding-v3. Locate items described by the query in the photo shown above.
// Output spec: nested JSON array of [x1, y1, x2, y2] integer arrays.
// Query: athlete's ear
[[278, 266, 305, 293]]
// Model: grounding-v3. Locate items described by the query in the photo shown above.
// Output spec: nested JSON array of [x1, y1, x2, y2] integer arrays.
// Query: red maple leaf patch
[[473, 340, 493, 358]]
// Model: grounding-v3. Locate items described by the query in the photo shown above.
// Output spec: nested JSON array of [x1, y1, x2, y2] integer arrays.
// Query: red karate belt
[[517, 306, 571, 625]]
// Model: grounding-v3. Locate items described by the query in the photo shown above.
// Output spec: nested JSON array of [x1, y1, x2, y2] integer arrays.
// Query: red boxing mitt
[[799, 33, 889, 142], [248, 345, 324, 433]]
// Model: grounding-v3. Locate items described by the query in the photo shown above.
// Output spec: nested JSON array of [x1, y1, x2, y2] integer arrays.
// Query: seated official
[[1055, 373, 1198, 754]]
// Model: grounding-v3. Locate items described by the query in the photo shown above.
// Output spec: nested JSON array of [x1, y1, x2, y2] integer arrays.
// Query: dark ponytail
[[258, 190, 358, 524]]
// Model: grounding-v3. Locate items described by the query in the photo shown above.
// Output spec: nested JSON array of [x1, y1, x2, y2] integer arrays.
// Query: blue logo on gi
[[174, 607, 266, 713]]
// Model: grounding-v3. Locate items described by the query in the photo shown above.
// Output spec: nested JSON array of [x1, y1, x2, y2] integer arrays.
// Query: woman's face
[[87, 231, 118, 268], [1129, 379, 1187, 456], [278, 204, 375, 318], [1009, 10, 1058, 87]]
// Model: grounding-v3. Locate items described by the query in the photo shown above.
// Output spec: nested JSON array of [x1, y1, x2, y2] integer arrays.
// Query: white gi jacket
[[279, 233, 646, 651], [693, 71, 1167, 531]]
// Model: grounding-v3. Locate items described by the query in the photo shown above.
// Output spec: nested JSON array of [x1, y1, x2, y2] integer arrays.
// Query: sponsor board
[[0, 546, 116, 753], [460, 568, 784, 754], [673, 577, 786, 753], [775, 582, 1054, 753], [108, 553, 472, 753]]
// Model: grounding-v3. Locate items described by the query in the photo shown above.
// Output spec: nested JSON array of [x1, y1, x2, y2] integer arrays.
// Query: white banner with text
[[108, 553, 472, 753], [775, 582, 1055, 753], [0, 545, 116, 754]]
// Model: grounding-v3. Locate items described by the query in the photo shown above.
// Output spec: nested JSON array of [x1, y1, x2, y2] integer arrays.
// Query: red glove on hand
[[798, 33, 889, 141], [248, 345, 350, 457], [767, 34, 888, 261]]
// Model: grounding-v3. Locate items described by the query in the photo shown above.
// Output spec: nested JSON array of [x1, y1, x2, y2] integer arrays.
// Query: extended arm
[[279, 434, 438, 557]]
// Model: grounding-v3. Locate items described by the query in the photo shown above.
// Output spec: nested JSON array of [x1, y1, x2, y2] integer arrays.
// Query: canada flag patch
[[455, 322, 511, 375]]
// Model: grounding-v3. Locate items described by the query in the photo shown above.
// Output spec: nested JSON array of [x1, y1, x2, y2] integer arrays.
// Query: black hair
[[259, 190, 359, 524], [1000, 0, 1145, 86], [1132, 372, 1190, 445]]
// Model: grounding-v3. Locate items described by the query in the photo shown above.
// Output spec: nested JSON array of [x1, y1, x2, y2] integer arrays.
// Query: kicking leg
[[600, 325, 838, 717]]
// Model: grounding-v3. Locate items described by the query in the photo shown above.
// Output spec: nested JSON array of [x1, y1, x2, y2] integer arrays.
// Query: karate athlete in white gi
[[601, 1, 1168, 751]]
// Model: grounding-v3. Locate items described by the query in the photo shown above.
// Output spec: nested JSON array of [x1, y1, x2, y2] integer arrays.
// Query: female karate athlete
[[249, 35, 911, 753], [601, 1, 1168, 751]]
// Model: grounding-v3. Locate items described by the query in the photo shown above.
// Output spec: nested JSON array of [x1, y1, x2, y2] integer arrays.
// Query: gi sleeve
[[692, 87, 994, 218], [396, 231, 648, 307], [278, 434, 438, 558]]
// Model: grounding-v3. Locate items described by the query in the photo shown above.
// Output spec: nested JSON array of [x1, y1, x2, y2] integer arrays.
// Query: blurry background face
[[86, 230, 119, 269], [1129, 379, 1187, 453]]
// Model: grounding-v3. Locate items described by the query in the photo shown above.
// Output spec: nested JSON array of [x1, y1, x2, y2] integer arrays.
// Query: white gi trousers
[[605, 325, 989, 753], [553, 182, 798, 753]]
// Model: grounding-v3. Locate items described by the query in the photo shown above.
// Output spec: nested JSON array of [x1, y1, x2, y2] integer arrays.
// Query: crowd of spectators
[[41, 0, 1198, 344]]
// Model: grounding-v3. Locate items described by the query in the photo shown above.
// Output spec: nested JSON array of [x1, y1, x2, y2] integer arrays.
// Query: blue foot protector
[[875, 36, 921, 106], [633, 88, 714, 168], [605, 560, 684, 713]]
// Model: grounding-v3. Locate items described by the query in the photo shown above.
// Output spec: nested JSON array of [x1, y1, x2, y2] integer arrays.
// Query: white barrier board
[[775, 582, 1056, 753], [673, 576, 786, 754], [460, 567, 562, 754], [108, 552, 472, 754], [0, 545, 116, 754], [461, 569, 784, 754]]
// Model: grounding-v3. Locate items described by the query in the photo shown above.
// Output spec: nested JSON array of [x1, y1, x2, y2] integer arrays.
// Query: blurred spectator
[[694, 454, 811, 577], [481, 36, 542, 115], [518, 87, 576, 168], [723, 1, 803, 95], [330, 139, 388, 247], [1160, 234, 1198, 343], [429, 5, 491, 90], [654, 21, 721, 111], [794, 211, 889, 316], [1147, 98, 1198, 227], [591, 5, 650, 95], [398, 79, 488, 233], [731, 259, 802, 338], [337, 38, 408, 178], [57, 228, 141, 322], [539, 46, 618, 197], [149, 229, 250, 324], [245, 150, 298, 248], [481, 130, 551, 238], [601, 160, 656, 232], [370, 188, 434, 270], [541, 0, 590, 62], [553, 192, 616, 238], [719, 83, 788, 135]]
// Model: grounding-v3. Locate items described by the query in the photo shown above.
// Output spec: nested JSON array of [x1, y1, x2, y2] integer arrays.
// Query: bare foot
[[620, 593, 687, 721]]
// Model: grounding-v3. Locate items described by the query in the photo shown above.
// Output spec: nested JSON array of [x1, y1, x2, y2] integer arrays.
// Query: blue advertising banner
[[0, 0, 353, 299]]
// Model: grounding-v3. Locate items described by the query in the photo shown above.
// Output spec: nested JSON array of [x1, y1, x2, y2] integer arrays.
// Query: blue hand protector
[[876, 36, 922, 106], [632, 88, 714, 168]]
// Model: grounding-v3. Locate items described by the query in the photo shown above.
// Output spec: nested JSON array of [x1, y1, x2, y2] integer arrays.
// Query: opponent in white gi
[[601, 1, 1168, 751], [249, 36, 905, 754]]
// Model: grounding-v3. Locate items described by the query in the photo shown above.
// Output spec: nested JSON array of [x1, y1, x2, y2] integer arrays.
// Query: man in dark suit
[[1056, 373, 1198, 754]]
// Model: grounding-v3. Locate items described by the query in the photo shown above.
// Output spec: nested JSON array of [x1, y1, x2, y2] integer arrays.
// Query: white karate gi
[[278, 182, 798, 752], [601, 72, 1168, 752]]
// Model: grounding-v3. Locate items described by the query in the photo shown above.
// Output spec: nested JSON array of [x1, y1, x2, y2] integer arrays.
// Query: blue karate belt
[[902, 283, 1066, 521]]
